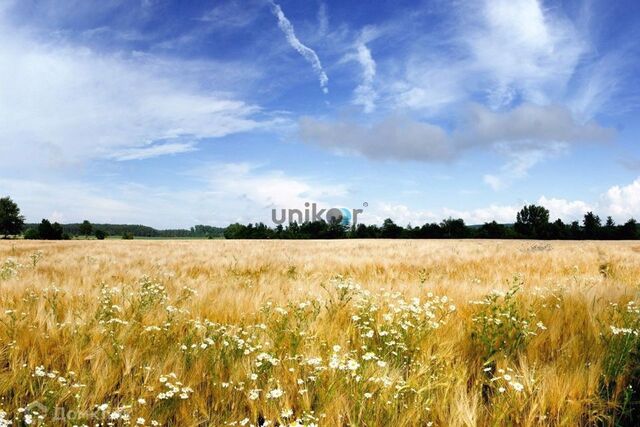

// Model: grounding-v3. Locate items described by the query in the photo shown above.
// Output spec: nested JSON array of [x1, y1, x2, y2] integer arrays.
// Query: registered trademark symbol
[[363, 202, 368, 207]]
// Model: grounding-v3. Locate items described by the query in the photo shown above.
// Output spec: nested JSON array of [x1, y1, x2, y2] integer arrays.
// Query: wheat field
[[1, 239, 640, 426]]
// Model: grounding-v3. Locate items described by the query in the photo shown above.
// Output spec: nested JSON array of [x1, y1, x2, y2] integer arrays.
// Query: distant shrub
[[79, 220, 93, 237], [122, 232, 134, 240], [23, 228, 39, 240], [95, 230, 107, 240]]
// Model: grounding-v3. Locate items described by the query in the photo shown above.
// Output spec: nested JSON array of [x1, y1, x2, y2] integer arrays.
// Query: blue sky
[[1, 0, 639, 228]]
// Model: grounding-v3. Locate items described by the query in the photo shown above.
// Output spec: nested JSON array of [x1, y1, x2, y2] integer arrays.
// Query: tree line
[[0, 196, 224, 239], [22, 222, 225, 239], [224, 205, 639, 240], [1, 196, 638, 240]]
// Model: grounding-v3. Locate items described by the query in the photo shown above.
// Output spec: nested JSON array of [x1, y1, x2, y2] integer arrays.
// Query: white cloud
[[199, 0, 262, 29], [483, 175, 505, 192], [601, 178, 640, 220], [520, 179, 640, 223], [345, 28, 378, 113], [352, 42, 377, 112], [195, 162, 348, 210], [483, 141, 568, 190], [393, 58, 467, 114], [568, 50, 632, 120], [317, 2, 328, 36], [269, 1, 329, 93], [537, 196, 592, 221], [531, 179, 640, 223], [361, 202, 517, 226], [109, 141, 198, 161], [360, 203, 439, 226], [390, 0, 588, 113], [469, 0, 585, 107], [0, 13, 268, 170], [442, 205, 519, 224]]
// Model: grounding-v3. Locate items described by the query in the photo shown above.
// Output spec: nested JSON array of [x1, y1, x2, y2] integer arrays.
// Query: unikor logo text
[[272, 202, 364, 226]]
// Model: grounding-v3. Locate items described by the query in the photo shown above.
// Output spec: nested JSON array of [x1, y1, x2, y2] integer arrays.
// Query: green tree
[[224, 223, 248, 239], [621, 219, 638, 240], [287, 222, 300, 239], [569, 220, 582, 239], [0, 196, 25, 238], [548, 219, 569, 239], [94, 230, 107, 240], [440, 218, 468, 238], [351, 223, 379, 238], [380, 218, 403, 238], [515, 205, 550, 238], [420, 223, 443, 238], [38, 219, 64, 240], [479, 221, 506, 239], [326, 218, 348, 239], [38, 219, 54, 239], [602, 216, 616, 239], [79, 220, 93, 238], [582, 212, 601, 239]]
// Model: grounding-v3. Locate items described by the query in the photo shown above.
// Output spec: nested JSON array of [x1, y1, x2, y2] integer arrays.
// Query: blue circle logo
[[339, 208, 352, 226]]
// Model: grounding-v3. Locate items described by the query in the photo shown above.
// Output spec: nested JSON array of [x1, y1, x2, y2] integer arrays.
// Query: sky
[[1, 0, 639, 228]]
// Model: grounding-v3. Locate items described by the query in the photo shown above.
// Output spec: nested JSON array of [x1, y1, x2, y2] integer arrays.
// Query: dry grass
[[1, 239, 640, 426]]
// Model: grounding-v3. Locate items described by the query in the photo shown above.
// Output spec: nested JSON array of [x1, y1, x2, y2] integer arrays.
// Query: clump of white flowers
[[0, 258, 22, 280], [485, 366, 530, 394], [266, 387, 284, 399], [156, 373, 193, 400]]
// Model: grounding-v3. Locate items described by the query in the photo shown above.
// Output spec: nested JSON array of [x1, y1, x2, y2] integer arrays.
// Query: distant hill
[[24, 223, 225, 238]]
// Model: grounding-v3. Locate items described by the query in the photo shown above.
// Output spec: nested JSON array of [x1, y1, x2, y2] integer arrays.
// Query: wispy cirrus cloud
[[269, 1, 329, 93], [199, 0, 262, 29], [338, 26, 380, 113], [109, 141, 198, 161], [317, 2, 328, 36], [351, 38, 377, 113], [390, 0, 587, 112], [483, 142, 567, 191], [465, 0, 586, 108]]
